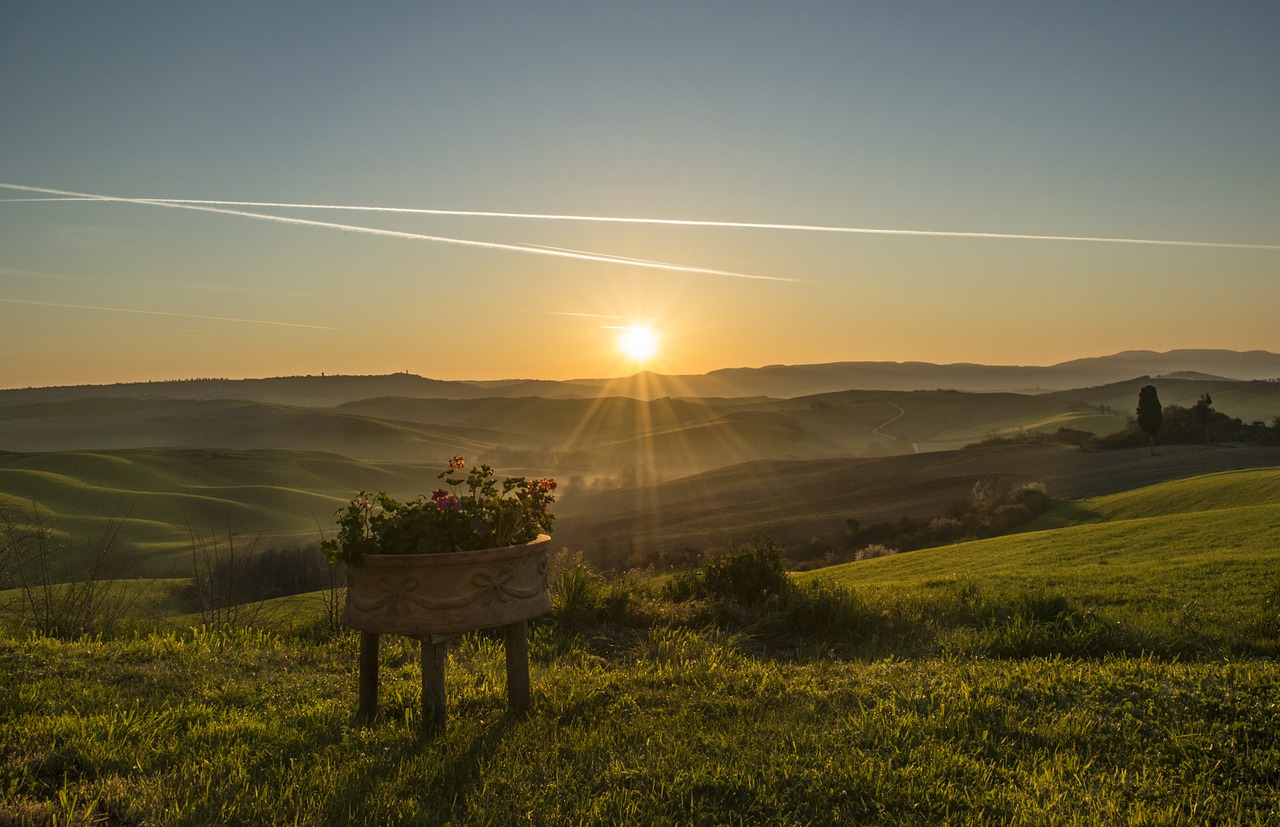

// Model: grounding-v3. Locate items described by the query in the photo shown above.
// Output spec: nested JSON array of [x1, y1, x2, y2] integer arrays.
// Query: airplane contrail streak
[[511, 241, 812, 283], [17, 192, 1277, 252], [0, 184, 792, 282], [0, 297, 339, 329], [0, 265, 344, 302]]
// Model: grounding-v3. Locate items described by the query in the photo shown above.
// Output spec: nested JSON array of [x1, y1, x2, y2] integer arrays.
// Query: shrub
[[0, 506, 140, 639], [667, 536, 788, 605], [923, 517, 964, 545], [854, 544, 897, 562], [988, 503, 1032, 532]]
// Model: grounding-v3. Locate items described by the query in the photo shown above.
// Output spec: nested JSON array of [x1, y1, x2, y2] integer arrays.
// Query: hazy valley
[[4, 350, 1280, 824], [3, 349, 1279, 572]]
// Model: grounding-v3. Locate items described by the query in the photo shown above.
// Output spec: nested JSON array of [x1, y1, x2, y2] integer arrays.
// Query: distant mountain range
[[2, 349, 1278, 407]]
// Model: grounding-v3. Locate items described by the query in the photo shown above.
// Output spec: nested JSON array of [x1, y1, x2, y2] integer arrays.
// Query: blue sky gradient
[[2, 1, 1278, 386]]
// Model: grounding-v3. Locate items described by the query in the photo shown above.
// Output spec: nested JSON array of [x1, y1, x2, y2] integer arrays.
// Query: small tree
[[1194, 393, 1214, 445], [1136, 385, 1162, 456]]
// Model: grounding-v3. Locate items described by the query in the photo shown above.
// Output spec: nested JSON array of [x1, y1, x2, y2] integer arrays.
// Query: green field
[[812, 467, 1280, 659], [3, 468, 1278, 823]]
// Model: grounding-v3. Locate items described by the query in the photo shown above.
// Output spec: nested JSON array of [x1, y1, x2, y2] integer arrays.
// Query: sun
[[618, 326, 659, 363]]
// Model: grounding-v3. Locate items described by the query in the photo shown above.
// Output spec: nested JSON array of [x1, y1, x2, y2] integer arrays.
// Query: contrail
[[0, 184, 793, 282], [512, 242, 807, 283], [12, 191, 1279, 252], [0, 297, 339, 329], [0, 265, 345, 302]]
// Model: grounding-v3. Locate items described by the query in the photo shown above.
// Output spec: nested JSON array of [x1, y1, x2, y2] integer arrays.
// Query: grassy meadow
[[3, 468, 1279, 824]]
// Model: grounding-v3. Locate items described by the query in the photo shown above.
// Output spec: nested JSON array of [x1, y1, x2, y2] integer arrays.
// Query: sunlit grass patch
[[3, 630, 1278, 825]]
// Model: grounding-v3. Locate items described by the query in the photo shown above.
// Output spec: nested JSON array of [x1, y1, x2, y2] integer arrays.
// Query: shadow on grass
[[541, 566, 1267, 664], [324, 702, 524, 824], [1022, 500, 1106, 530]]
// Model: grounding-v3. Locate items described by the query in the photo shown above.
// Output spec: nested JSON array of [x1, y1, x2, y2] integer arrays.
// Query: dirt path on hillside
[[872, 401, 919, 453]]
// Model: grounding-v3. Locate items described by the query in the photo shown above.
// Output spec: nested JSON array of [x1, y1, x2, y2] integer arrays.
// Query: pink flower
[[430, 489, 449, 501], [435, 493, 461, 512], [448, 455, 465, 472], [354, 496, 371, 509]]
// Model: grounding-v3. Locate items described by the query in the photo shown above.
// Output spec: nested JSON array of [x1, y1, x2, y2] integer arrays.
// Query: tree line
[[1118, 386, 1279, 452]]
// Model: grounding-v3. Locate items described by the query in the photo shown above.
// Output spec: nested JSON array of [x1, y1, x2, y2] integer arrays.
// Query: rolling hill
[[0, 397, 513, 460], [2, 350, 1277, 577], [0, 449, 448, 569], [813, 467, 1280, 656], [553, 443, 1280, 562], [0, 389, 1117, 479], [1047, 376, 1280, 425], [6, 437, 1280, 575], [4, 349, 1279, 405]]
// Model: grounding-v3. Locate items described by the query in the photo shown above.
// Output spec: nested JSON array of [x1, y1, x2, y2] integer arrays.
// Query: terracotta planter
[[344, 534, 552, 636]]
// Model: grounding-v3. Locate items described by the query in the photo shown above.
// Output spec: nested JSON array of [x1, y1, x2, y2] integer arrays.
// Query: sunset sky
[[2, 2, 1278, 388]]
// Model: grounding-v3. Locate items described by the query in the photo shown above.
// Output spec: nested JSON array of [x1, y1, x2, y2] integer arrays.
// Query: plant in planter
[[324, 456, 558, 725], [324, 455, 558, 635], [323, 455, 556, 565]]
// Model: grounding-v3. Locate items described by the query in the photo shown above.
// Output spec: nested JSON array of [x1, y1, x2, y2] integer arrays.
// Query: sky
[[1, 1, 1278, 388]]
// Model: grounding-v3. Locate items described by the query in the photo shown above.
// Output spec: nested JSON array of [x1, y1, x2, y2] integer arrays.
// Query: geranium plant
[[323, 455, 556, 565]]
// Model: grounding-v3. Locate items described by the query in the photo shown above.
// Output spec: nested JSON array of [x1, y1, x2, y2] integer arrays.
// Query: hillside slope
[[0, 398, 507, 460], [813, 468, 1280, 654], [0, 390, 1111, 478], [555, 444, 1280, 559], [0, 449, 446, 568], [1047, 377, 1280, 425]]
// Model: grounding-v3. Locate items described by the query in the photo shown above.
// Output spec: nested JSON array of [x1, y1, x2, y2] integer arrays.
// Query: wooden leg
[[357, 631, 379, 722], [504, 621, 531, 715], [422, 638, 448, 732]]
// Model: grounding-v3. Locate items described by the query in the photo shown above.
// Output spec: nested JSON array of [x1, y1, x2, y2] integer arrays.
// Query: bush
[[1010, 482, 1051, 515], [988, 503, 1032, 533], [667, 536, 788, 605], [923, 517, 963, 545], [854, 544, 897, 562], [0, 506, 140, 639]]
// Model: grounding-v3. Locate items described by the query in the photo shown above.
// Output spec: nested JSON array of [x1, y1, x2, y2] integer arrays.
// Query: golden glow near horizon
[[617, 326, 660, 364], [1, 5, 1278, 389]]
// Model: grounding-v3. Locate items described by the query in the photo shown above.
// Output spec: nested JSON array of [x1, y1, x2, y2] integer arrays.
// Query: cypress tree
[[1194, 393, 1214, 445], [1136, 385, 1162, 457]]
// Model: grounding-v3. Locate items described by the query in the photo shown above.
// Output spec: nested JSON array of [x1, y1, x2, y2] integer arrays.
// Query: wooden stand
[[356, 620, 532, 731], [345, 536, 550, 730]]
